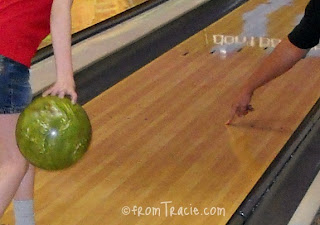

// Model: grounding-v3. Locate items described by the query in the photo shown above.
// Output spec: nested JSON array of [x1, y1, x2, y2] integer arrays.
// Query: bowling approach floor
[[2, 0, 320, 224]]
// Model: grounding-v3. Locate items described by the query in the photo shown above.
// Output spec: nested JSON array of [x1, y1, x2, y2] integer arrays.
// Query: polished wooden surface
[[39, 0, 150, 48], [2, 0, 319, 224]]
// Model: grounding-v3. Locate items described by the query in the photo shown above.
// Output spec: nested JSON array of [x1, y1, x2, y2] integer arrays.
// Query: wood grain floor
[[2, 0, 319, 224]]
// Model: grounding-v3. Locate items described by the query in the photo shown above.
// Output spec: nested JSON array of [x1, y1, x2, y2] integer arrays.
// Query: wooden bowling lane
[[2, 0, 320, 224], [39, 0, 150, 48], [71, 0, 150, 32]]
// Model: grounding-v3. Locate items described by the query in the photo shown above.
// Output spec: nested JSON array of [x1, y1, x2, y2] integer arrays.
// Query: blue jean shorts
[[0, 55, 32, 114]]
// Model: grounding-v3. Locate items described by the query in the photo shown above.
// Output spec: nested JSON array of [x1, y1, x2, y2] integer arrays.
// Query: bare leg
[[13, 163, 36, 225], [0, 114, 29, 216], [14, 164, 35, 200]]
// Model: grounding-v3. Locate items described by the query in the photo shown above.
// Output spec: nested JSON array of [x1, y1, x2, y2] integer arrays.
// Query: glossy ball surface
[[16, 96, 92, 170]]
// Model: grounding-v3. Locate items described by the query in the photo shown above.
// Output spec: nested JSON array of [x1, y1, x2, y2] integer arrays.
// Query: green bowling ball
[[16, 96, 92, 170]]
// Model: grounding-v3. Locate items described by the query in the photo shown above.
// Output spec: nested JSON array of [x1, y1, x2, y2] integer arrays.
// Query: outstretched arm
[[241, 37, 308, 92], [226, 37, 308, 125]]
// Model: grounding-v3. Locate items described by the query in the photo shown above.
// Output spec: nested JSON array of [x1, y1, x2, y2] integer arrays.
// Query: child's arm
[[43, 0, 77, 103]]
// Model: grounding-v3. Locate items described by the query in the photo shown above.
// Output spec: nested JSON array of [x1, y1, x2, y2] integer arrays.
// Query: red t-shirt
[[0, 0, 53, 67]]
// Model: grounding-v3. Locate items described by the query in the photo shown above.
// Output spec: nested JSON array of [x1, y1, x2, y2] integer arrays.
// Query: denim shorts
[[0, 55, 32, 114]]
